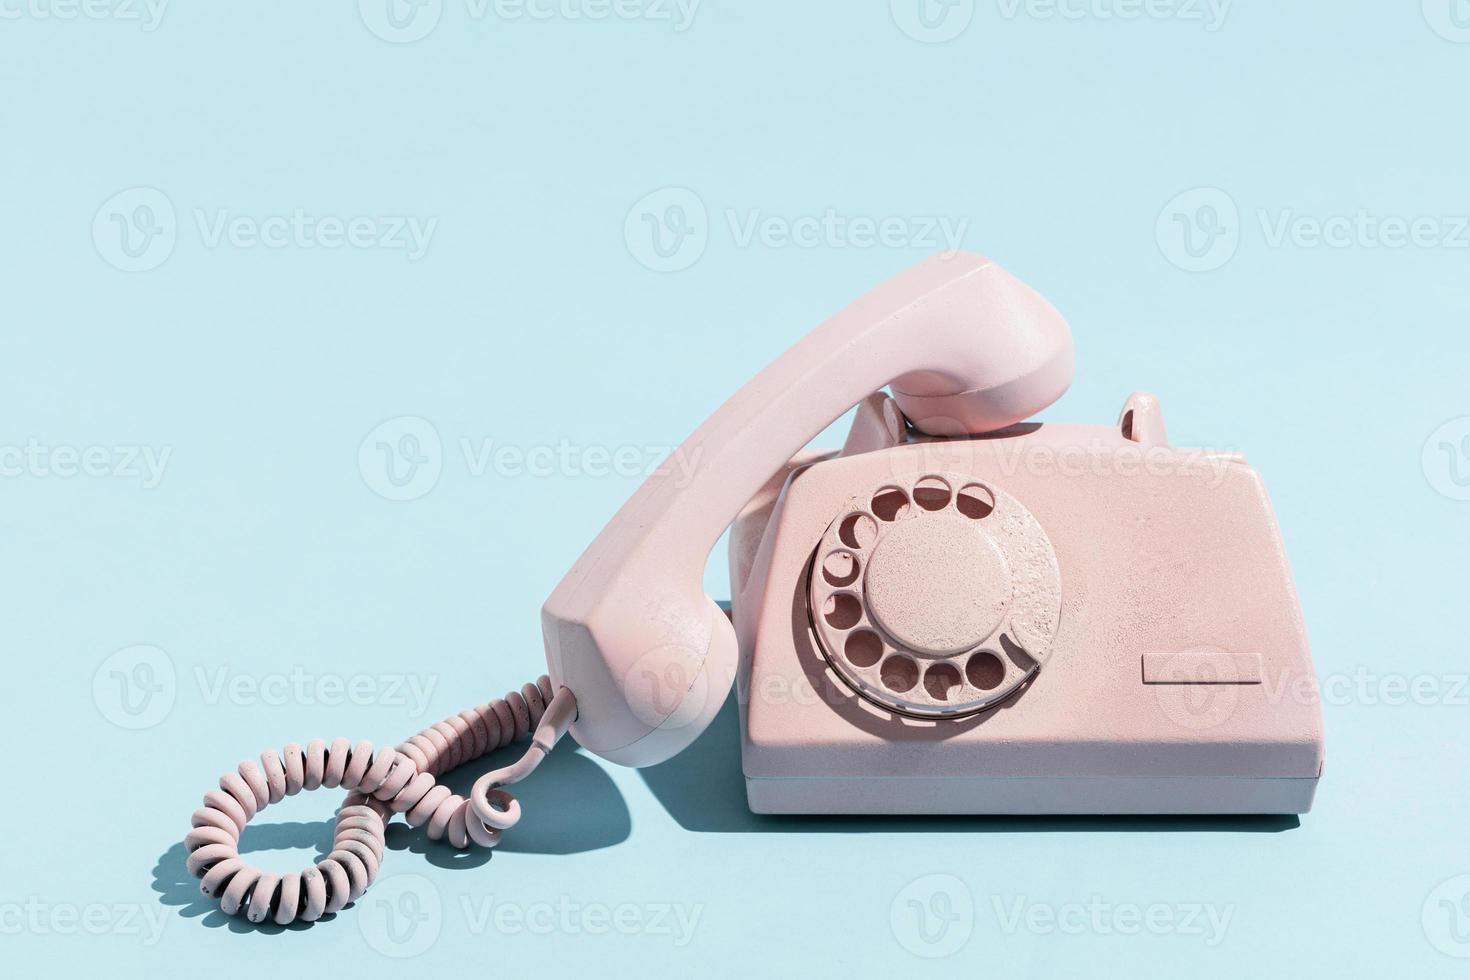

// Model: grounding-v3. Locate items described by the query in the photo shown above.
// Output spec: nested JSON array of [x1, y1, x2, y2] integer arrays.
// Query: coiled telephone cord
[[183, 676, 578, 925]]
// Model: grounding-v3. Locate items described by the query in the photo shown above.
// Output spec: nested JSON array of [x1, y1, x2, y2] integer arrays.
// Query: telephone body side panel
[[728, 403, 1324, 815]]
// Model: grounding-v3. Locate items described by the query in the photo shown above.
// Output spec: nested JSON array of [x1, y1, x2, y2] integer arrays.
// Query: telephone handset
[[545, 252, 1072, 767], [184, 254, 1323, 926]]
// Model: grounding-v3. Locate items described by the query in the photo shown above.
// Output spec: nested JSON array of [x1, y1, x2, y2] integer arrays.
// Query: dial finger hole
[[821, 551, 860, 587], [879, 654, 919, 693], [870, 487, 910, 522], [822, 593, 863, 630], [965, 650, 1006, 690], [844, 629, 883, 668], [923, 663, 962, 701], [955, 484, 996, 520], [839, 512, 879, 550], [913, 475, 952, 511]]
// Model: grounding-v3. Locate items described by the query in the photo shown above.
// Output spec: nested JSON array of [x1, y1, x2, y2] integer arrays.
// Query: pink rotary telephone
[[184, 253, 1324, 925]]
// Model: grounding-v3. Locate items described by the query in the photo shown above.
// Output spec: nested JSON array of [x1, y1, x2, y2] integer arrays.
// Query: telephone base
[[728, 417, 1325, 820], [745, 774, 1320, 816]]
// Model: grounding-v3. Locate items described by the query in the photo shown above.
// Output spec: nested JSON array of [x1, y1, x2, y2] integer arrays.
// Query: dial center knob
[[862, 511, 1011, 657]]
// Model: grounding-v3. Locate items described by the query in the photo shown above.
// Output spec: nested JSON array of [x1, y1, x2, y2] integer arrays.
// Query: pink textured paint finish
[[528, 247, 1320, 810], [187, 252, 1325, 929], [1142, 650, 1264, 684], [730, 407, 1324, 814], [865, 512, 1011, 656], [807, 472, 1062, 718], [540, 253, 1073, 766]]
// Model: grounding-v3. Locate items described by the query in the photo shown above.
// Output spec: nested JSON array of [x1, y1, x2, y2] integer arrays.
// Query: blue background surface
[[4, 2, 1469, 975]]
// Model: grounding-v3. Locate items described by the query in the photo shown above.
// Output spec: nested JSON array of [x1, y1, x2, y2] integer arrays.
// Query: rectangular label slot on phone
[[1141, 651, 1263, 684]]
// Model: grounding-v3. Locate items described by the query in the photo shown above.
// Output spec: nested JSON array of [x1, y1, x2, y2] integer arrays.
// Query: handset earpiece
[[544, 252, 1073, 767]]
